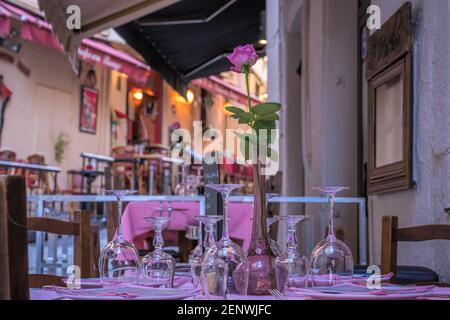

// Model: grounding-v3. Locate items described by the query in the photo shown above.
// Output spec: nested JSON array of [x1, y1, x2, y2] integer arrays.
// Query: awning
[[0, 1, 151, 84], [79, 39, 150, 84], [0, 3, 11, 34], [192, 76, 261, 107], [37, 0, 180, 59], [115, 0, 266, 95]]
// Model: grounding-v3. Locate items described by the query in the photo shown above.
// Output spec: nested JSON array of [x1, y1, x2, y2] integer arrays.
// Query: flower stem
[[245, 68, 251, 112]]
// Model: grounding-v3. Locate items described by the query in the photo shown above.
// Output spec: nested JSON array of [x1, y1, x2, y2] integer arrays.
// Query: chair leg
[[178, 231, 195, 262], [90, 225, 100, 277]]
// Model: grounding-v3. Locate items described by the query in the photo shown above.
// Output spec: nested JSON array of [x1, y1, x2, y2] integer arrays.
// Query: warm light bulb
[[186, 89, 195, 104], [133, 90, 143, 101], [258, 39, 268, 46]]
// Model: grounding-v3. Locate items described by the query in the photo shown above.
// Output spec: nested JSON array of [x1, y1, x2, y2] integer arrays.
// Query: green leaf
[[256, 113, 279, 121], [225, 106, 245, 114], [254, 120, 276, 130], [250, 102, 282, 115], [233, 112, 253, 124]]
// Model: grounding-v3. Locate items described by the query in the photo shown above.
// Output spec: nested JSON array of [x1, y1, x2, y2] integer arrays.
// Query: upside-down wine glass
[[174, 163, 189, 196], [140, 216, 176, 287], [99, 190, 140, 285], [274, 215, 309, 292], [201, 184, 249, 299], [310, 187, 354, 287], [191, 215, 223, 290]]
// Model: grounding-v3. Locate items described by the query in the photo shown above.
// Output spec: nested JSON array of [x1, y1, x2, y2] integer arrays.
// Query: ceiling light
[[186, 89, 195, 104], [133, 90, 143, 101]]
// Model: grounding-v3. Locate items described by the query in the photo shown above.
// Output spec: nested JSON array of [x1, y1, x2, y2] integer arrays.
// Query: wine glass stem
[[116, 198, 123, 239], [153, 225, 164, 250], [287, 224, 297, 255], [203, 224, 215, 251], [221, 192, 230, 240], [327, 193, 335, 238]]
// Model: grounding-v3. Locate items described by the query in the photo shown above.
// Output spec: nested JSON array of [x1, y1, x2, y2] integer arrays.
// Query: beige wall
[[368, 0, 450, 280], [161, 82, 198, 148], [0, 39, 126, 190]]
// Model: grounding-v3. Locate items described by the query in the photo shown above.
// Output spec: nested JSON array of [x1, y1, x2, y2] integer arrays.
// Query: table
[[29, 280, 450, 300], [122, 201, 254, 251], [0, 160, 61, 193], [80, 152, 114, 192], [67, 170, 104, 194]]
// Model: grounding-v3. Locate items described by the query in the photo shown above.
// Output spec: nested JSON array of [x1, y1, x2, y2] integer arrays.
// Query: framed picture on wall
[[79, 86, 98, 134], [366, 2, 414, 194]]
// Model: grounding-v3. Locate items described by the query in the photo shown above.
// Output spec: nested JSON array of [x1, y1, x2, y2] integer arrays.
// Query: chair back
[[25, 153, 50, 193], [0, 176, 29, 300], [111, 146, 135, 190], [0, 148, 16, 174], [28, 210, 93, 287], [381, 215, 450, 282], [112, 146, 134, 159]]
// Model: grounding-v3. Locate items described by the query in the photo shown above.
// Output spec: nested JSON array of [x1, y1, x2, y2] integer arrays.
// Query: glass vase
[[246, 160, 276, 295]]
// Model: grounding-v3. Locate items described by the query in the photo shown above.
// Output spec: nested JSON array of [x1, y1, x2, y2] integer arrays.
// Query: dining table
[[121, 201, 254, 251], [29, 277, 450, 300]]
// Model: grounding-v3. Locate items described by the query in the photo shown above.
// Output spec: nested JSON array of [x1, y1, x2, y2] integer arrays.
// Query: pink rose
[[227, 44, 258, 73]]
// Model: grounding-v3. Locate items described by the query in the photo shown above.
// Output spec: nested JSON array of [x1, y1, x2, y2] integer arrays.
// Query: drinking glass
[[266, 193, 282, 256], [99, 190, 140, 285], [201, 184, 249, 298], [191, 215, 223, 290], [140, 216, 176, 287], [310, 187, 354, 287], [266, 217, 282, 256], [274, 215, 309, 292]]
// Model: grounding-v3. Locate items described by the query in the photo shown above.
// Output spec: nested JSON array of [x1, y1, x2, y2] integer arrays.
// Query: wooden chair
[[111, 146, 136, 190], [0, 175, 30, 299], [25, 153, 51, 194], [27, 210, 94, 288], [0, 148, 16, 175], [381, 216, 450, 284]]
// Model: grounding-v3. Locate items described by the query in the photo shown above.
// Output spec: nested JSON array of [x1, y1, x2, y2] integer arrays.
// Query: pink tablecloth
[[122, 202, 254, 251], [29, 283, 450, 300]]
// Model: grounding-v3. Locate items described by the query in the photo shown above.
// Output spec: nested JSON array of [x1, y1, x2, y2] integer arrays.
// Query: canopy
[[115, 0, 265, 95], [0, 1, 151, 84], [37, 0, 180, 58]]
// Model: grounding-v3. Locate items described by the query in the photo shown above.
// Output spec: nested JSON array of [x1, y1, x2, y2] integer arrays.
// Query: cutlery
[[269, 289, 288, 300]]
